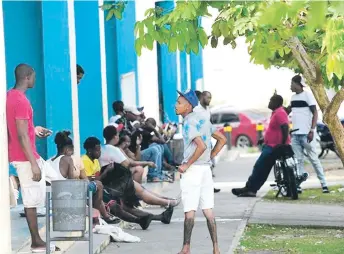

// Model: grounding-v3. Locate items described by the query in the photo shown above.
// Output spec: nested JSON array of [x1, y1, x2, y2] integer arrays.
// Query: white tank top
[[47, 155, 67, 180]]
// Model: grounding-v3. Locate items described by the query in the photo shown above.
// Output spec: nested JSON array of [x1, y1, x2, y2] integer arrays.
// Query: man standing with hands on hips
[[175, 90, 227, 254]]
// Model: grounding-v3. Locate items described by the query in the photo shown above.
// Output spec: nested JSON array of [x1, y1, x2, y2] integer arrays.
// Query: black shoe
[[214, 188, 221, 193], [139, 214, 153, 230], [232, 187, 248, 196], [239, 191, 257, 197], [322, 186, 329, 193], [161, 206, 174, 224]]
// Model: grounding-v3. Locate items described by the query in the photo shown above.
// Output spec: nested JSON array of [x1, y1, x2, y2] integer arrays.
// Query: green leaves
[[103, 0, 344, 89], [197, 27, 208, 47]]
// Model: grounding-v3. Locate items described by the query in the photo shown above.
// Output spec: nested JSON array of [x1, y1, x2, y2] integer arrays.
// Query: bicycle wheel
[[285, 165, 298, 200]]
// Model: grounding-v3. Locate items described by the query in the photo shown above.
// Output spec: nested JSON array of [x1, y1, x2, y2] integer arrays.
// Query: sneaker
[[214, 188, 221, 193], [297, 186, 302, 194], [322, 186, 329, 193], [161, 206, 174, 224], [301, 172, 309, 181]]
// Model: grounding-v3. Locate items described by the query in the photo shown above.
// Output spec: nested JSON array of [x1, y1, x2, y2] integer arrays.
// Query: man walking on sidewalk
[[195, 90, 221, 193], [286, 75, 329, 193], [175, 90, 226, 254], [6, 64, 59, 252]]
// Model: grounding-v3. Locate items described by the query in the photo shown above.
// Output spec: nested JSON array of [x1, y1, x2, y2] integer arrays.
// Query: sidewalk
[[11, 151, 344, 254]]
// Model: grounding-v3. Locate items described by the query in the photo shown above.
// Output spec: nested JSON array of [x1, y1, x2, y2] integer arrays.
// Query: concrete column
[[156, 0, 178, 123], [190, 18, 204, 91], [190, 49, 204, 91], [0, 0, 11, 252], [136, 0, 160, 122], [104, 1, 138, 118], [67, 0, 81, 157], [75, 0, 106, 149], [41, 1, 77, 158], [3, 1, 47, 158]]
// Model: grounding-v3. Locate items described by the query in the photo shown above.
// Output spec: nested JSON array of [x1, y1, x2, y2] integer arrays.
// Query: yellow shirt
[[81, 155, 101, 177]]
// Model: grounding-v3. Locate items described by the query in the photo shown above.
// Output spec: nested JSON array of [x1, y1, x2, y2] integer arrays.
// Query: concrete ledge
[[64, 234, 111, 254]]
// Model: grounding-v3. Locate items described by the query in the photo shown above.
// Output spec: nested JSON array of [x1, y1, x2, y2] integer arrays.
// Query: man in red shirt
[[232, 94, 290, 197], [6, 64, 58, 252]]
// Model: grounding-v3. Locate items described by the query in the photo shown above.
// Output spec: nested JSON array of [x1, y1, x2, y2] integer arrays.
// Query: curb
[[226, 189, 269, 254]]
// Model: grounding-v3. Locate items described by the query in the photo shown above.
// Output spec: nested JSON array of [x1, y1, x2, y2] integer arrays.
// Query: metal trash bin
[[168, 137, 184, 165], [51, 180, 88, 231]]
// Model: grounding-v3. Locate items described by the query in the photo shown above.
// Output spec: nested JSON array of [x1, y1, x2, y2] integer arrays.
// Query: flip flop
[[147, 177, 163, 183], [31, 244, 60, 253]]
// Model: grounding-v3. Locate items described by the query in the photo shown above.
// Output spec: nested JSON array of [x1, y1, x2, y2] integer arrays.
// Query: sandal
[[31, 244, 60, 253], [165, 197, 181, 209], [103, 214, 121, 224], [147, 177, 163, 183]]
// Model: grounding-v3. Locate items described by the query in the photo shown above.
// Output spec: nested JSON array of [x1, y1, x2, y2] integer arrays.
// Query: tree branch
[[324, 87, 344, 124], [286, 36, 318, 83]]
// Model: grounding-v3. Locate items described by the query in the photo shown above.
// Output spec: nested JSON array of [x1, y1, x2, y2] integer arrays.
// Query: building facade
[[1, 0, 204, 160], [0, 1, 203, 251]]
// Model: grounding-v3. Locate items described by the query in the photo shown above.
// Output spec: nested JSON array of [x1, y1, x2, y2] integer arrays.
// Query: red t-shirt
[[6, 89, 39, 162], [264, 107, 291, 147]]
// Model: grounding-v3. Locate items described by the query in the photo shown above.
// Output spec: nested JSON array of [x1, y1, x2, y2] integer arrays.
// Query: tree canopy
[[104, 0, 344, 90], [104, 0, 344, 165]]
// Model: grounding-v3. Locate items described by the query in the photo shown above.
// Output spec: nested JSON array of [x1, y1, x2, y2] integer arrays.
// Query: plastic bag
[[94, 218, 141, 243]]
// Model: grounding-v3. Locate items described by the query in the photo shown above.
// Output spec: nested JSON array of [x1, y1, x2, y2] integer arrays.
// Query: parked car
[[211, 108, 270, 148]]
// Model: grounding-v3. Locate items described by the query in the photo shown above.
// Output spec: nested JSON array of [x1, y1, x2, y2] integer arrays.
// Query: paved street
[[102, 156, 263, 254]]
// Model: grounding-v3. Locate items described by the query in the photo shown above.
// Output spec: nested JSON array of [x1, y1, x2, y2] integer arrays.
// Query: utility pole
[[0, 1, 12, 253]]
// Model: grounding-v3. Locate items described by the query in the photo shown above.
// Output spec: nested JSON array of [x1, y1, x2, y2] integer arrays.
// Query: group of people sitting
[[44, 100, 183, 230]]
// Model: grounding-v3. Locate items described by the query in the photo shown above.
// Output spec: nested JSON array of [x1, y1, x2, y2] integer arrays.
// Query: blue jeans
[[291, 134, 327, 186], [246, 145, 275, 192], [141, 145, 163, 179], [150, 143, 174, 164]]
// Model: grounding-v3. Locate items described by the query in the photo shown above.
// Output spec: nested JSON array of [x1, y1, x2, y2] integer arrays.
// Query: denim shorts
[[88, 181, 98, 193]]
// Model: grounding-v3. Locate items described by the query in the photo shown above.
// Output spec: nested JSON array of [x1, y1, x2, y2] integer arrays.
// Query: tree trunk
[[288, 36, 344, 166], [310, 84, 344, 167]]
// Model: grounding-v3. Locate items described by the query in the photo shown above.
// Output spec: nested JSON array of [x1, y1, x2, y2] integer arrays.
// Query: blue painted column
[[75, 1, 104, 150], [41, 1, 73, 158], [3, 1, 47, 158], [190, 49, 204, 91], [156, 0, 178, 123], [104, 1, 138, 118], [190, 18, 204, 91], [179, 51, 188, 92]]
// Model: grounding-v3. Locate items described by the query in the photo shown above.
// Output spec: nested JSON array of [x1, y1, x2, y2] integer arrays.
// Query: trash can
[[51, 180, 88, 231], [168, 134, 184, 165]]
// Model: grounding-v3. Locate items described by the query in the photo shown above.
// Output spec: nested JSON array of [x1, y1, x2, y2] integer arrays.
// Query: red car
[[211, 108, 270, 148]]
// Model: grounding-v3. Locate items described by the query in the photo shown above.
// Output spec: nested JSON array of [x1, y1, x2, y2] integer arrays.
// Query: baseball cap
[[177, 89, 199, 108], [124, 105, 144, 116], [292, 74, 306, 87]]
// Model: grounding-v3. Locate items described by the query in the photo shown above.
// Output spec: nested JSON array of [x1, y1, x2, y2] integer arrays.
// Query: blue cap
[[177, 89, 199, 108]]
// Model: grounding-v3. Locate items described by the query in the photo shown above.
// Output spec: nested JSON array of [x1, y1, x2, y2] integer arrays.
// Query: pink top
[[6, 89, 39, 162], [264, 107, 290, 148]]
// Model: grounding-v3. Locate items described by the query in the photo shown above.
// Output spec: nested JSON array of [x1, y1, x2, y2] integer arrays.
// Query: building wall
[[2, 0, 203, 159]]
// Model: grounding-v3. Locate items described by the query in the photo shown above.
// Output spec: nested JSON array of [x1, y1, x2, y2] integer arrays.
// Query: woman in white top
[[47, 131, 118, 224]]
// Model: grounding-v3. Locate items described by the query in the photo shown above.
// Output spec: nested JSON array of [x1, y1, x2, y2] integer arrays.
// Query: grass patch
[[263, 185, 344, 205], [237, 224, 344, 254]]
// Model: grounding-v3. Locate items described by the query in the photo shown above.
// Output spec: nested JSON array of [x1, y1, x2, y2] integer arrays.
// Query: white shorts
[[11, 158, 58, 208], [180, 164, 214, 213]]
